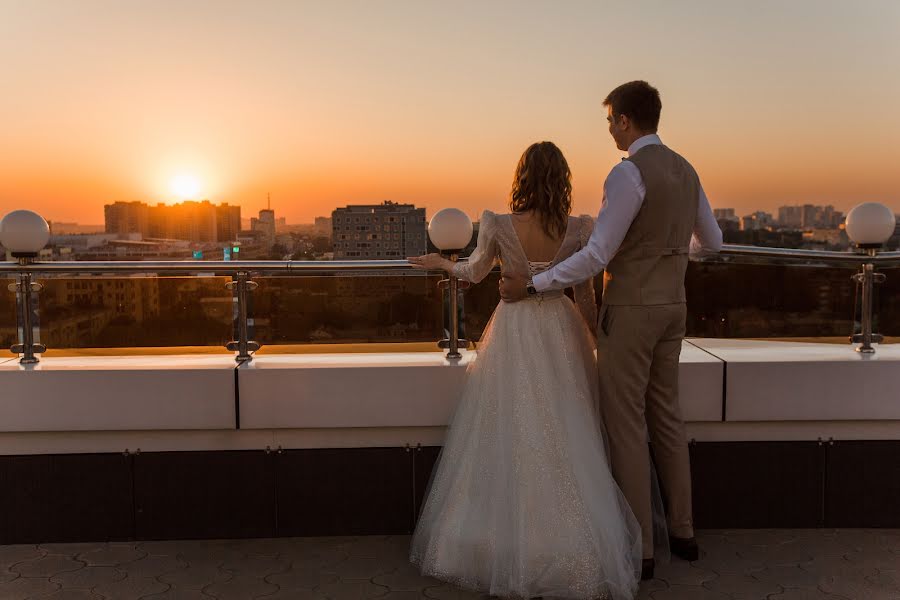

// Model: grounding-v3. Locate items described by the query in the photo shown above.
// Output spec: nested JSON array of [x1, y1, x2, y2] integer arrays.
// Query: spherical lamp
[[0, 210, 50, 258], [428, 208, 473, 253], [845, 202, 896, 250]]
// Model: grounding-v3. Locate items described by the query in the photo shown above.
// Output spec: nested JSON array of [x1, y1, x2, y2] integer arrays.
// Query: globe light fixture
[[428, 208, 473, 252], [0, 210, 49, 364], [428, 208, 473, 360], [845, 202, 896, 251], [845, 202, 894, 354], [0, 210, 50, 259]]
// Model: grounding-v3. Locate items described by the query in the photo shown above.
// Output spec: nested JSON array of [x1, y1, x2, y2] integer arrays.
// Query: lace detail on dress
[[528, 260, 552, 276], [528, 261, 565, 301]]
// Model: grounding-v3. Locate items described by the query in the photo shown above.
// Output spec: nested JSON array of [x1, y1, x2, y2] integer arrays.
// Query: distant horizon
[[3, 1, 899, 223], [44, 196, 898, 230]]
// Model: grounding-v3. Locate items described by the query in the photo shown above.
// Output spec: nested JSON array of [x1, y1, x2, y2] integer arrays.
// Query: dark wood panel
[[690, 441, 824, 528], [0, 453, 133, 544], [276, 447, 413, 536], [133, 450, 275, 540], [825, 441, 900, 527]]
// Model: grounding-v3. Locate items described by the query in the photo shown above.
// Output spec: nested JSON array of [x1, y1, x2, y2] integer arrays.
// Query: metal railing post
[[448, 259, 461, 359], [225, 271, 261, 363], [8, 259, 46, 364], [850, 251, 886, 354], [437, 253, 468, 359]]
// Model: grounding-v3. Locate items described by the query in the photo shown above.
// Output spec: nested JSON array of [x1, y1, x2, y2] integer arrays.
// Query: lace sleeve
[[572, 214, 598, 339], [452, 210, 498, 283]]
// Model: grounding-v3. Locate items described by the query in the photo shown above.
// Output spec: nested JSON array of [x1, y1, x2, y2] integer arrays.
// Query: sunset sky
[[1, 0, 899, 225]]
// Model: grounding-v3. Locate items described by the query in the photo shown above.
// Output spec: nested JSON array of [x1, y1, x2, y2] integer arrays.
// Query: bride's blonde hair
[[508, 141, 572, 239]]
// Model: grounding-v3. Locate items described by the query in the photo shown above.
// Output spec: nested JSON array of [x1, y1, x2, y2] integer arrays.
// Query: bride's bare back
[[509, 211, 566, 263]]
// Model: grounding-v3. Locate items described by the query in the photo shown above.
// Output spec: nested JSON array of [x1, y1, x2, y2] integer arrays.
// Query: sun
[[170, 174, 202, 200]]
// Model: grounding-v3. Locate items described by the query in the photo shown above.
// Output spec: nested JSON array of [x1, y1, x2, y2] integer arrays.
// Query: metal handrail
[[711, 245, 900, 267], [0, 246, 898, 275], [0, 259, 413, 275]]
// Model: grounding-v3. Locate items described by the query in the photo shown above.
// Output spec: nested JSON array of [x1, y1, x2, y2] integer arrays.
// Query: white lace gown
[[410, 211, 642, 600]]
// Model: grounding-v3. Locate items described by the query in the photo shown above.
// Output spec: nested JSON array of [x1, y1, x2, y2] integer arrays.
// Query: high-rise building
[[216, 203, 241, 243], [149, 201, 217, 242], [248, 194, 277, 246], [332, 201, 427, 259], [314, 216, 333, 236], [250, 209, 276, 247], [801, 204, 819, 229], [713, 208, 739, 233], [778, 204, 842, 229], [778, 205, 804, 229], [256, 209, 276, 236], [741, 211, 774, 231], [104, 201, 150, 237], [104, 200, 239, 243]]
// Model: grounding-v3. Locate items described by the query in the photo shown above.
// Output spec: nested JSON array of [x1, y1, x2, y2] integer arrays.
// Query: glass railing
[[253, 274, 444, 345], [683, 262, 899, 339], [686, 262, 856, 338], [33, 275, 233, 349], [0, 275, 17, 351], [0, 247, 897, 360], [688, 247, 899, 340]]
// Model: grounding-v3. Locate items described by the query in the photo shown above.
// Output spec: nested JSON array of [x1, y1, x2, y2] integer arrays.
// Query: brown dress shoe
[[669, 535, 700, 561], [641, 558, 655, 581]]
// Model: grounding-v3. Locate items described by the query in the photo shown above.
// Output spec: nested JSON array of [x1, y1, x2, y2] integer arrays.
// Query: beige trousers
[[596, 303, 694, 559]]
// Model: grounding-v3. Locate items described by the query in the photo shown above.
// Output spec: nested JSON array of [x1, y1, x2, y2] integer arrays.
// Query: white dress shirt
[[532, 134, 723, 292]]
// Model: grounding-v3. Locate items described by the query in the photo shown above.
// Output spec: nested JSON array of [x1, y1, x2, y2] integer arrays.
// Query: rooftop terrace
[[0, 240, 899, 599], [1, 530, 898, 599]]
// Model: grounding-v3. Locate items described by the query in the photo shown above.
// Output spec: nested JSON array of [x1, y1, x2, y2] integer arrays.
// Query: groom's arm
[[532, 162, 644, 292], [689, 184, 723, 256]]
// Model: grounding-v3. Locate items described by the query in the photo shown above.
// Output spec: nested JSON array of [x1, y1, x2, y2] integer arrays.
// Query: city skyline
[[2, 1, 900, 224]]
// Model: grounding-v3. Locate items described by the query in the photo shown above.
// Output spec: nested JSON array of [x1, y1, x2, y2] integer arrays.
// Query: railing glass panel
[[31, 275, 233, 349], [458, 263, 897, 342], [876, 266, 899, 337], [0, 275, 16, 351], [252, 273, 444, 345]]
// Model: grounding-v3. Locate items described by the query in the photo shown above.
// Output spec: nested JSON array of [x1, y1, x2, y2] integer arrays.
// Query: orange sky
[[1, 0, 899, 225]]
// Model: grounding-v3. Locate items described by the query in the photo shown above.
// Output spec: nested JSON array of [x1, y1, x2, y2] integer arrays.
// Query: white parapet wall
[[688, 339, 900, 421], [0, 355, 237, 431], [0, 340, 898, 454]]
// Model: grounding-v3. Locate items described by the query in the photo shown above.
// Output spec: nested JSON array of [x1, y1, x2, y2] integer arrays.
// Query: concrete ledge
[[237, 341, 725, 429], [690, 339, 900, 422], [2, 339, 898, 443], [237, 351, 475, 429], [679, 340, 724, 422], [0, 355, 237, 432]]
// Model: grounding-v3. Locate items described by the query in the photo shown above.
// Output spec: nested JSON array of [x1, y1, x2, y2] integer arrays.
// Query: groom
[[499, 80, 722, 579]]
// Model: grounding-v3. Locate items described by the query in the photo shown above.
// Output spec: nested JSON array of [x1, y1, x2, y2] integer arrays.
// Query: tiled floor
[[0, 529, 897, 599]]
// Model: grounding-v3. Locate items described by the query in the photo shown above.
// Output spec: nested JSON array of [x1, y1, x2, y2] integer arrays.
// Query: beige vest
[[602, 144, 699, 306]]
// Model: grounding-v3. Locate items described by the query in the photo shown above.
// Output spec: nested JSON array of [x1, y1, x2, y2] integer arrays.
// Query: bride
[[407, 141, 641, 599]]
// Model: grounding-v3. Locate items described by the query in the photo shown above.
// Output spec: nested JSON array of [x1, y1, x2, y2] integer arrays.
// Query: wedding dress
[[410, 211, 642, 600]]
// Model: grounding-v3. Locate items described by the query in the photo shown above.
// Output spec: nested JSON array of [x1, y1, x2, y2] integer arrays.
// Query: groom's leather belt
[[640, 246, 690, 257]]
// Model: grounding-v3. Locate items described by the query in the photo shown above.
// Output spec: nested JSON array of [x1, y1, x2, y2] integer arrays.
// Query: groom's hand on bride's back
[[499, 275, 528, 303]]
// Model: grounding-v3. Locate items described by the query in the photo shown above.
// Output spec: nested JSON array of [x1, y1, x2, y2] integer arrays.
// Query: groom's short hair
[[604, 81, 662, 132]]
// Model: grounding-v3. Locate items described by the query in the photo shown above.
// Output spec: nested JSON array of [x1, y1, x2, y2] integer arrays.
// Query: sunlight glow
[[170, 174, 202, 200]]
